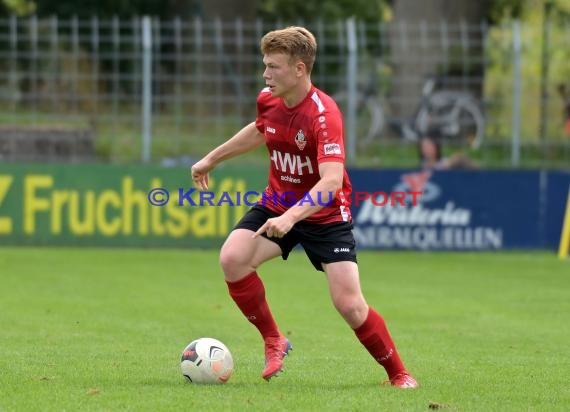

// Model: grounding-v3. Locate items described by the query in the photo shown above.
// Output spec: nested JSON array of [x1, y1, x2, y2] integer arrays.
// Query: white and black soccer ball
[[180, 338, 234, 384]]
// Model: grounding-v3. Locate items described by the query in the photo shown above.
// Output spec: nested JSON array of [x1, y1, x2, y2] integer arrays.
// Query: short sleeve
[[316, 110, 345, 164], [255, 88, 272, 134]]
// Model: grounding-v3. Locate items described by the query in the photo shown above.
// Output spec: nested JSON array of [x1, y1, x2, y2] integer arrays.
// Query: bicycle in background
[[335, 74, 485, 150]]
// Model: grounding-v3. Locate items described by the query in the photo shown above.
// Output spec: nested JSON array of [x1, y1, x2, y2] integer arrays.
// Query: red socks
[[354, 307, 407, 379], [227, 273, 406, 378], [226, 271, 280, 340]]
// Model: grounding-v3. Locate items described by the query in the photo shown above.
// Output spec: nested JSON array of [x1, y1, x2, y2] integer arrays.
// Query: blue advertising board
[[347, 169, 570, 251]]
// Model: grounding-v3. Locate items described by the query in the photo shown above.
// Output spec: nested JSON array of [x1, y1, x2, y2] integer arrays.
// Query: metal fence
[[0, 16, 569, 168]]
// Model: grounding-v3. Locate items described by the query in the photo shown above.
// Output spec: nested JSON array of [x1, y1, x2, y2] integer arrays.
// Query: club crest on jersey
[[295, 129, 307, 150]]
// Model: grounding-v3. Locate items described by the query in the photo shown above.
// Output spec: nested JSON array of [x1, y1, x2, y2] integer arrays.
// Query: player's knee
[[219, 247, 238, 271], [219, 246, 248, 274], [332, 296, 368, 326]]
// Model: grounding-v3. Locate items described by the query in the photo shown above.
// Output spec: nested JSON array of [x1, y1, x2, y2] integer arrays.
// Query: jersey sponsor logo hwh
[[270, 149, 314, 175]]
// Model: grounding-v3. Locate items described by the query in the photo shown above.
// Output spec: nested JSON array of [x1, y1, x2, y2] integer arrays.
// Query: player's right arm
[[191, 122, 265, 190]]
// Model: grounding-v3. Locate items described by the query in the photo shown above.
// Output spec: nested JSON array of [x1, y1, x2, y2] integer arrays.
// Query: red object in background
[[566, 119, 570, 135]]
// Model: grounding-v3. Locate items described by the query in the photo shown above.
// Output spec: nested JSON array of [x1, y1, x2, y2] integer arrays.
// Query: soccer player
[[190, 26, 418, 388]]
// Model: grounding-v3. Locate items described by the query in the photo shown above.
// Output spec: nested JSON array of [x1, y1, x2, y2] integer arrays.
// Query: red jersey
[[255, 86, 352, 224]]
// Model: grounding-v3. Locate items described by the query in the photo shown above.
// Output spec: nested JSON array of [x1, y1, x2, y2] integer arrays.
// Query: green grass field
[[1, 248, 569, 411]]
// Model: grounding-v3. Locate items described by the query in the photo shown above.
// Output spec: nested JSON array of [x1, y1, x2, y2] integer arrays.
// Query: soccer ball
[[180, 338, 234, 384]]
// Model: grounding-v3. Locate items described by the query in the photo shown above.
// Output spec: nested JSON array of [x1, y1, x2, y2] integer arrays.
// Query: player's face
[[262, 52, 301, 98]]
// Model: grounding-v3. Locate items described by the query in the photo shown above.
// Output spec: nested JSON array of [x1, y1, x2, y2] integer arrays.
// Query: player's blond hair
[[260, 26, 317, 74]]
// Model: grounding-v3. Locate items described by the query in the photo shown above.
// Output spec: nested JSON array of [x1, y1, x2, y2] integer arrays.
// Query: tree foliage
[[1, 0, 203, 18], [257, 0, 392, 23], [484, 0, 526, 23], [485, 0, 570, 23], [1, 0, 35, 16], [2, 0, 390, 21], [3, 0, 570, 25]]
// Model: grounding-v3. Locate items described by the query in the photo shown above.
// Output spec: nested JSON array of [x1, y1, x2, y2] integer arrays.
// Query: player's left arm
[[252, 161, 344, 238]]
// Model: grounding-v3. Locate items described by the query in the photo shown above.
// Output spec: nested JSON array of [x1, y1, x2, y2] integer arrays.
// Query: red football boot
[[389, 373, 419, 389], [262, 335, 292, 380]]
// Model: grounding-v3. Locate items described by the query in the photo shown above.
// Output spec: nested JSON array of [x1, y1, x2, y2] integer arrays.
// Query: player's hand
[[252, 216, 294, 239], [190, 159, 213, 191]]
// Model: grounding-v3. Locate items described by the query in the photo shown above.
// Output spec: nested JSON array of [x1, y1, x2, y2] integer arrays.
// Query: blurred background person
[[418, 132, 478, 170]]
